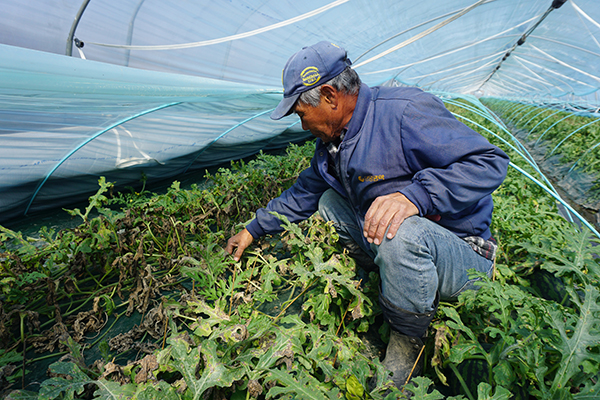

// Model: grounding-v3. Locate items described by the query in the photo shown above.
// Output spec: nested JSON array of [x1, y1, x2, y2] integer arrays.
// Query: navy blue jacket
[[246, 84, 509, 246]]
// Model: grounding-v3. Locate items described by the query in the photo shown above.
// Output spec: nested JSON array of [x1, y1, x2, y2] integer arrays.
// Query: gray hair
[[298, 67, 361, 107]]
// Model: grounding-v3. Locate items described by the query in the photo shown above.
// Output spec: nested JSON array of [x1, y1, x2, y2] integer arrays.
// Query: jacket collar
[[315, 83, 371, 151], [343, 83, 371, 142]]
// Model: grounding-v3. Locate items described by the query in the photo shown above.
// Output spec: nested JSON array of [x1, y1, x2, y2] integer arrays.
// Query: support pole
[[66, 0, 92, 56]]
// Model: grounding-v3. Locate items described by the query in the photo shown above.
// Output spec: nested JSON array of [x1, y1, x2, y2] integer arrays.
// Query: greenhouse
[[0, 0, 599, 398]]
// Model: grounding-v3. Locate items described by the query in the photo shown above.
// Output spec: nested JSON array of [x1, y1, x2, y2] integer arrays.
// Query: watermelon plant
[[482, 98, 600, 205], [0, 97, 599, 399]]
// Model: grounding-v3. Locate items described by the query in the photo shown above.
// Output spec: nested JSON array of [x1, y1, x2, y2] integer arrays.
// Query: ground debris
[[69, 297, 107, 342], [138, 303, 168, 339], [126, 264, 160, 316], [108, 331, 141, 354], [31, 322, 69, 353], [107, 326, 157, 355], [98, 361, 130, 384], [134, 354, 159, 384]]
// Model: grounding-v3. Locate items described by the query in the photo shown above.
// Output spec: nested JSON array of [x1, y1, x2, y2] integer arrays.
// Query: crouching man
[[226, 41, 509, 388]]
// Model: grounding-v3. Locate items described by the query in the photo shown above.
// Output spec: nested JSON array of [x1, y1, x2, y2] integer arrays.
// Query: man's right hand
[[225, 228, 254, 262]]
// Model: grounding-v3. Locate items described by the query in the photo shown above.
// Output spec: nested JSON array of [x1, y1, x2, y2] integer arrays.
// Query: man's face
[[294, 98, 341, 143]]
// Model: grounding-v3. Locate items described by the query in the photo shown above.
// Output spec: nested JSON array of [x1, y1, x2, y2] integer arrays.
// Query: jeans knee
[[392, 216, 430, 245], [448, 260, 494, 298], [317, 189, 337, 221]]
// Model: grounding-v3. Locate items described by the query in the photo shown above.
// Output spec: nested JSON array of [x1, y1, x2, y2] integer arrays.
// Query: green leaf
[[441, 307, 478, 342], [476, 382, 512, 400], [574, 375, 600, 399], [239, 324, 303, 380], [345, 375, 364, 400], [492, 360, 515, 388], [548, 285, 600, 394], [76, 237, 93, 254], [403, 376, 444, 399], [186, 298, 230, 337], [169, 338, 245, 400], [38, 362, 91, 400], [0, 349, 22, 367], [447, 343, 482, 365], [269, 212, 304, 240], [93, 379, 137, 399], [196, 341, 247, 396], [5, 390, 40, 400], [132, 381, 181, 400], [265, 368, 336, 399], [522, 229, 600, 287]]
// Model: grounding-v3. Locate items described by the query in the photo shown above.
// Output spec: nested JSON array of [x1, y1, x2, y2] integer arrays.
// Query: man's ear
[[320, 85, 338, 107]]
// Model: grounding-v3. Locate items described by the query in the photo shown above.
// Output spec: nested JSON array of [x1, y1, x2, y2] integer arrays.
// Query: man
[[226, 41, 509, 388]]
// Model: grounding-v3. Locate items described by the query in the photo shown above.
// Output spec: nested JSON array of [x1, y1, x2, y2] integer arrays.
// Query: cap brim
[[270, 94, 300, 120]]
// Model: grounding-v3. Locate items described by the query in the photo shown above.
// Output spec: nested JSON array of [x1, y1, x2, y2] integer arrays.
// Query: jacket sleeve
[[245, 153, 331, 238], [398, 92, 510, 216]]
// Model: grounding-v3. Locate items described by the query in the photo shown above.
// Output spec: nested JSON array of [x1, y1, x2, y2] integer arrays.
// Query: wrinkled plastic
[[0, 0, 599, 222]]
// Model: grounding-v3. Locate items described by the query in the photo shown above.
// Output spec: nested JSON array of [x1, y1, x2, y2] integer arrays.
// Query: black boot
[[379, 292, 438, 338], [382, 330, 424, 388], [378, 292, 439, 389]]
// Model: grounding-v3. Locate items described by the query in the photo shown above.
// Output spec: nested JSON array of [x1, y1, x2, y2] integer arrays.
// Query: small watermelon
[[528, 269, 572, 307], [446, 343, 530, 399], [449, 357, 489, 396]]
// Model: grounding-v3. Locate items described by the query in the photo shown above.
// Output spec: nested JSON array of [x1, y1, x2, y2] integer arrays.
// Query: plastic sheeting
[[0, 0, 599, 222], [0, 44, 306, 221]]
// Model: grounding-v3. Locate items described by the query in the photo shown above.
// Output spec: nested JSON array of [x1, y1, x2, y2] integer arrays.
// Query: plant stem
[[20, 312, 26, 389], [449, 363, 475, 400], [25, 351, 68, 365], [88, 311, 121, 349], [229, 263, 237, 316], [273, 279, 314, 323]]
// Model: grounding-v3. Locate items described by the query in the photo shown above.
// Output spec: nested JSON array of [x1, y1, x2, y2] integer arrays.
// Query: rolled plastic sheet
[[0, 44, 307, 221]]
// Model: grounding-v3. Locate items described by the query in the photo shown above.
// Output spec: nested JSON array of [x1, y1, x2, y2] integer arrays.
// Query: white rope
[[445, 67, 498, 89], [482, 80, 519, 97], [409, 51, 504, 80], [361, 15, 538, 76], [510, 57, 557, 90], [514, 54, 591, 90], [441, 70, 493, 88], [528, 35, 600, 58], [430, 73, 487, 93], [361, 35, 515, 76], [87, 0, 349, 50], [491, 75, 544, 96], [353, 0, 488, 69], [529, 44, 600, 84], [499, 65, 556, 92], [407, 52, 502, 92], [570, 1, 600, 50], [353, 7, 468, 63], [570, 0, 600, 30]]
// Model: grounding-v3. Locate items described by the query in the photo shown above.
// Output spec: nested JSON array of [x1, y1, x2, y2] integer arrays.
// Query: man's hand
[[225, 228, 254, 262], [363, 192, 418, 245]]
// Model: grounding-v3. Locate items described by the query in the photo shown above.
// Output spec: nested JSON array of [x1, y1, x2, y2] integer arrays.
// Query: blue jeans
[[318, 189, 494, 336]]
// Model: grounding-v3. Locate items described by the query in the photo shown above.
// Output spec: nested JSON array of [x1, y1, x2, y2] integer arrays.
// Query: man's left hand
[[363, 192, 418, 245]]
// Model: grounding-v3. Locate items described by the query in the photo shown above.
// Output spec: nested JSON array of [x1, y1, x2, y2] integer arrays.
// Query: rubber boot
[[378, 292, 438, 389], [382, 330, 424, 389], [379, 292, 438, 338]]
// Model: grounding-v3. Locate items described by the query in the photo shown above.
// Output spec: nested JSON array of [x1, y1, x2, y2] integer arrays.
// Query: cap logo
[[301, 66, 321, 86]]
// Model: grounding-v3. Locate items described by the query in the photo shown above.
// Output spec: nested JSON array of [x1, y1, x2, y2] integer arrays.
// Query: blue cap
[[270, 41, 351, 120]]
